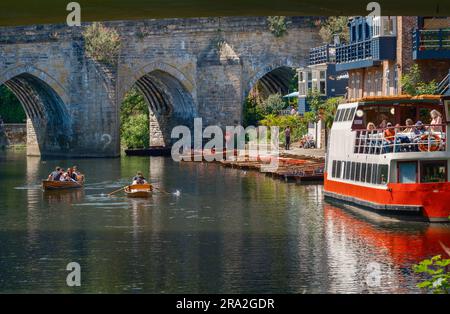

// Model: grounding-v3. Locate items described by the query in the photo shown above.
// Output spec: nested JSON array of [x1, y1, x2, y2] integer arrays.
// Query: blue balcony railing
[[309, 44, 336, 65], [413, 29, 450, 60], [335, 37, 396, 71]]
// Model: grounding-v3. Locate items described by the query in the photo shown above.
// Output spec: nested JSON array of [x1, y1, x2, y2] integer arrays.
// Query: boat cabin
[[328, 95, 450, 186]]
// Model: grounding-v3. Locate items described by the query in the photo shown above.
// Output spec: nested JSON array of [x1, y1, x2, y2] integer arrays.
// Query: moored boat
[[324, 95, 450, 222], [124, 184, 153, 198], [42, 179, 84, 191]]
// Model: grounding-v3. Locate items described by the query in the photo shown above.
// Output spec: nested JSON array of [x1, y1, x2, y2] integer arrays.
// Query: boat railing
[[353, 124, 447, 155]]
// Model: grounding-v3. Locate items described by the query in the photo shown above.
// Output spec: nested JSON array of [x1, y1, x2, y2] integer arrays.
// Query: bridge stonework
[[0, 17, 321, 157]]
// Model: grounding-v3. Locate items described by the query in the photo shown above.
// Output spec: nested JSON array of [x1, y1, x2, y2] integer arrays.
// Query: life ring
[[418, 133, 441, 152]]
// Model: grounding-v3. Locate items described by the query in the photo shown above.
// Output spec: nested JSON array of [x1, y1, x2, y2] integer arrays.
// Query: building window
[[398, 162, 417, 183], [319, 70, 326, 95], [372, 16, 397, 37], [420, 161, 447, 183]]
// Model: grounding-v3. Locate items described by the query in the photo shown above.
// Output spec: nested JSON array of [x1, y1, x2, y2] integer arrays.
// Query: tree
[[401, 64, 438, 96], [267, 16, 287, 38], [0, 85, 26, 123], [261, 93, 287, 115], [319, 16, 350, 44], [120, 88, 149, 149], [83, 22, 121, 66], [413, 255, 450, 294]]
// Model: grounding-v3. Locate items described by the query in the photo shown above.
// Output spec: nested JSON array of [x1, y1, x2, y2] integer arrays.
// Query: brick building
[[336, 16, 450, 99]]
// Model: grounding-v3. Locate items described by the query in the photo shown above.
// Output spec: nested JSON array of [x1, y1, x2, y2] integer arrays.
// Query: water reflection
[[0, 150, 449, 293]]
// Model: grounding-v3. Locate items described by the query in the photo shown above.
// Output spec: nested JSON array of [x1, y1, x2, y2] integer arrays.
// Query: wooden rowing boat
[[42, 179, 84, 191], [124, 184, 153, 198]]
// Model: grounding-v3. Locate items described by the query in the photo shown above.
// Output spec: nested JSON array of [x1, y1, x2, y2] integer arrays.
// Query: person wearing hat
[[132, 171, 147, 185]]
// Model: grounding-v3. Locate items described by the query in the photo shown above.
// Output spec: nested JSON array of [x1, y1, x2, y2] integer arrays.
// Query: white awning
[[283, 91, 299, 98]]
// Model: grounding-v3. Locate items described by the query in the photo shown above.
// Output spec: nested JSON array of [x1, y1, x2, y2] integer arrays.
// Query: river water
[[0, 149, 449, 293]]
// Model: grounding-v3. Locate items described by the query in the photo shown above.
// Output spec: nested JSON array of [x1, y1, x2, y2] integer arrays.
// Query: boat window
[[345, 108, 353, 121], [371, 164, 378, 184], [345, 162, 351, 179], [361, 163, 367, 182], [351, 162, 357, 181], [398, 162, 417, 183], [355, 163, 361, 181], [420, 160, 447, 183], [336, 161, 342, 178], [332, 160, 337, 178], [335, 109, 343, 122], [365, 164, 373, 183], [377, 165, 389, 184], [349, 108, 356, 121]]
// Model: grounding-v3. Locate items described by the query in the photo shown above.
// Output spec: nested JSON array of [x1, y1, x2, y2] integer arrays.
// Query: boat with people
[[324, 95, 450, 222], [124, 184, 153, 198], [42, 166, 84, 191]]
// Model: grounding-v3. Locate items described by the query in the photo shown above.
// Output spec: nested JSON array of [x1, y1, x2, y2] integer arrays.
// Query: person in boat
[[401, 118, 415, 133], [429, 109, 443, 132], [132, 172, 147, 185], [366, 122, 376, 131], [411, 121, 426, 151], [383, 122, 396, 153], [48, 167, 63, 181]]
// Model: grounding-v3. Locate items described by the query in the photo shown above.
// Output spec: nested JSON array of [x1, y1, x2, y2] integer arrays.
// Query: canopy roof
[[351, 95, 445, 106]]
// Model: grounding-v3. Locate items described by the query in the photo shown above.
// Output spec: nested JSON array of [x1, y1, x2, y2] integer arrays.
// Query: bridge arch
[[244, 59, 303, 100], [0, 66, 73, 156], [120, 65, 197, 148]]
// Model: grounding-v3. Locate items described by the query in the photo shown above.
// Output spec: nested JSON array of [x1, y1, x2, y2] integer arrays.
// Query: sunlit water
[[0, 150, 449, 293]]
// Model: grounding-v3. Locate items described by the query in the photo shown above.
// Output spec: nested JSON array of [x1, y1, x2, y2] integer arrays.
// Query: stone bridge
[[0, 17, 321, 157]]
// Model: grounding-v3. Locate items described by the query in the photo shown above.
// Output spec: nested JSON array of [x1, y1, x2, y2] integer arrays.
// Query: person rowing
[[132, 171, 148, 185], [48, 166, 63, 181]]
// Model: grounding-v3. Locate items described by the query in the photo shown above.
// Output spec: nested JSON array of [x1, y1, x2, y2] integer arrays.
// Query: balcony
[[309, 44, 336, 65], [413, 29, 450, 60], [335, 37, 396, 72]]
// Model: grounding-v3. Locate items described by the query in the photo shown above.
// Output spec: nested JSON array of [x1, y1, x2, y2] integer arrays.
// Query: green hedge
[[0, 85, 26, 123]]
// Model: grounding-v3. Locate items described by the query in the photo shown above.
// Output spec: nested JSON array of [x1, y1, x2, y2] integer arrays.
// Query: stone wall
[[1, 123, 27, 145], [0, 17, 322, 156]]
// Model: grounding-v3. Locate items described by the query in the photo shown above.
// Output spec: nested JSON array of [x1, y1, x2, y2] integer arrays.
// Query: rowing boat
[[124, 184, 153, 198], [42, 179, 84, 191]]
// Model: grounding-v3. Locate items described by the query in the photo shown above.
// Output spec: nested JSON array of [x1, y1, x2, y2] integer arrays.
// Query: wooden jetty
[[181, 149, 325, 183]]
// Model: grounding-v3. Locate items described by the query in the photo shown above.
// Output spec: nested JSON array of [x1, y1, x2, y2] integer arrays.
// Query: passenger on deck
[[429, 109, 443, 132], [379, 119, 388, 129], [48, 167, 62, 181], [401, 119, 415, 133], [383, 122, 396, 153], [366, 122, 376, 131], [132, 172, 147, 185], [413, 121, 425, 135]]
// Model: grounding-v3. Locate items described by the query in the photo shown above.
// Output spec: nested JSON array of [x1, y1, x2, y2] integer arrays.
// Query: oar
[[108, 186, 127, 196], [153, 186, 170, 195]]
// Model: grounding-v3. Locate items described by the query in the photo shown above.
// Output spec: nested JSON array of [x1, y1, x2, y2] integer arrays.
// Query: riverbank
[[183, 146, 326, 183]]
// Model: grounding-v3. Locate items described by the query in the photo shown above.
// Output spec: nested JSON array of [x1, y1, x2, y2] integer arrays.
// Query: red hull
[[324, 173, 450, 221]]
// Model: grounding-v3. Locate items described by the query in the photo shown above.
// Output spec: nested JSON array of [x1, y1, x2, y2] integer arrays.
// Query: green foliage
[[401, 64, 438, 96], [260, 114, 307, 143], [319, 16, 350, 44], [261, 93, 287, 115], [243, 95, 264, 127], [267, 16, 287, 38], [322, 97, 343, 130], [413, 255, 450, 294], [0, 85, 26, 123], [83, 22, 121, 66], [120, 88, 149, 149]]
